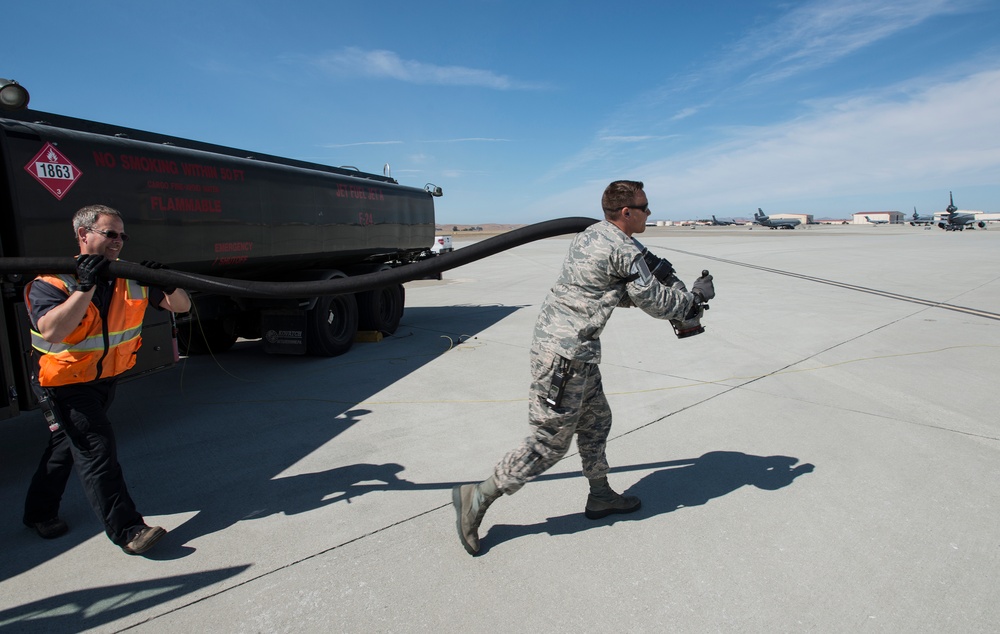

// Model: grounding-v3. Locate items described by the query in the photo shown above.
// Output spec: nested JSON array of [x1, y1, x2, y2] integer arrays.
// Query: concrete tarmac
[[1, 223, 998, 632]]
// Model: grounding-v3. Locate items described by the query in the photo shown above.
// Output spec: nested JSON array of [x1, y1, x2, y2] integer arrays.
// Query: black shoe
[[584, 493, 642, 520], [121, 526, 166, 555], [24, 517, 69, 539]]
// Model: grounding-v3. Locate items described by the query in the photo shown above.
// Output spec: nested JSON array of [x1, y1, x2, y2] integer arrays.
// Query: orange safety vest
[[26, 274, 149, 387]]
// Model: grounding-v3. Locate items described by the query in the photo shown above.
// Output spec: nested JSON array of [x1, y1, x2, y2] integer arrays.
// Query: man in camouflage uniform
[[452, 180, 715, 555]]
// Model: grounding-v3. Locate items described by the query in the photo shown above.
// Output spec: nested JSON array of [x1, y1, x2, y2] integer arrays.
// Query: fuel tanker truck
[[0, 104, 595, 420]]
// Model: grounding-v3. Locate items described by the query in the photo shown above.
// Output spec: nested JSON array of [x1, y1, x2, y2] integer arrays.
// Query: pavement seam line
[[114, 504, 450, 632], [659, 247, 1000, 321]]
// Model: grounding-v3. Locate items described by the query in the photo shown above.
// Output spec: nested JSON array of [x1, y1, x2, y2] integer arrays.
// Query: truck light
[[0, 78, 30, 111]]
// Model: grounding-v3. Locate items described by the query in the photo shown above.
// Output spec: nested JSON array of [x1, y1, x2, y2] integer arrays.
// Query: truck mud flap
[[262, 310, 307, 355]]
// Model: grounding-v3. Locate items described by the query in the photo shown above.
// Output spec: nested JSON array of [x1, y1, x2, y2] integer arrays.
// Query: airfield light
[[0, 78, 30, 111]]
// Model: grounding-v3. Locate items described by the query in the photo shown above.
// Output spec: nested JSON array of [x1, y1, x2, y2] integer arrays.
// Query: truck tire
[[307, 292, 358, 356], [177, 318, 238, 355], [356, 283, 405, 335]]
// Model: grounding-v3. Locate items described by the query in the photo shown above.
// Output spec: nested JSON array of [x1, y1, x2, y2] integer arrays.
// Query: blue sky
[[4, 0, 999, 223]]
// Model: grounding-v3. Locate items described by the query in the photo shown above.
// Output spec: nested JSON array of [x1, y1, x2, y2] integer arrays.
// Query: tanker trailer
[[0, 108, 439, 417]]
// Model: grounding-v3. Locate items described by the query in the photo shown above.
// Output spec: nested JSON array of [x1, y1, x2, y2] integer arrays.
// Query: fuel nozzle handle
[[691, 269, 713, 306], [672, 269, 712, 339]]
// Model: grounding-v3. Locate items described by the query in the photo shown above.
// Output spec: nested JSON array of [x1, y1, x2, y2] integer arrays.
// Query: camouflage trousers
[[494, 347, 612, 494]]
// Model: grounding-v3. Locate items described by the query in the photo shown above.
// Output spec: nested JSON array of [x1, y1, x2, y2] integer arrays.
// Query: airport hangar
[[852, 211, 904, 224], [768, 212, 813, 224]]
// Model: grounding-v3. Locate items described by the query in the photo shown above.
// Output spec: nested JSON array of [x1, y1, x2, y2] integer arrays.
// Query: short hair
[[72, 205, 122, 240], [601, 180, 645, 221]]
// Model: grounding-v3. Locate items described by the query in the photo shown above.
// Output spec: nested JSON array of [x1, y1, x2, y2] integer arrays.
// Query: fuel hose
[[0, 217, 599, 299]]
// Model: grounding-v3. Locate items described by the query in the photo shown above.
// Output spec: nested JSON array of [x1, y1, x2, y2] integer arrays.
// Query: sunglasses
[[88, 227, 129, 242], [624, 203, 649, 213]]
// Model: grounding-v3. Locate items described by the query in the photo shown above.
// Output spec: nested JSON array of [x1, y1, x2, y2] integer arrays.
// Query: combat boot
[[452, 476, 502, 555], [585, 476, 641, 519]]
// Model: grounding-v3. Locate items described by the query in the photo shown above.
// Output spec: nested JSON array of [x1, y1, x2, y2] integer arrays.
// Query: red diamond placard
[[25, 143, 82, 200]]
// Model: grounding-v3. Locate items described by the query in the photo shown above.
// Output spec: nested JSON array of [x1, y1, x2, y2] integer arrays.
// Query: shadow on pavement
[[0, 566, 250, 633], [480, 451, 815, 553], [0, 305, 520, 584]]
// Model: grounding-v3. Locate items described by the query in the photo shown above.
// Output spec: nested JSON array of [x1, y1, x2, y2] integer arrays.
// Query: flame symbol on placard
[[46, 148, 59, 163]]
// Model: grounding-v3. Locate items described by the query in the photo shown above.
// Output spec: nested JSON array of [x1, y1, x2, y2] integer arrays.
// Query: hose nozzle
[[670, 269, 710, 339]]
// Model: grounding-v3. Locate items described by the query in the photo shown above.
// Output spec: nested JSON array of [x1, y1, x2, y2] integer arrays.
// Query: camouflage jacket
[[531, 220, 695, 363]]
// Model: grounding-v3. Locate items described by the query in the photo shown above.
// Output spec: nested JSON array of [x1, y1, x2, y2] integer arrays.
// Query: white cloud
[[598, 0, 977, 145], [536, 0, 994, 219], [532, 67, 1000, 218], [648, 68, 1000, 207], [724, 0, 976, 86], [305, 47, 546, 90], [670, 108, 700, 121]]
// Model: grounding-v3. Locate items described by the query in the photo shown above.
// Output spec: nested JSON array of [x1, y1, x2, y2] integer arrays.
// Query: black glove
[[691, 271, 715, 302], [640, 249, 680, 285], [75, 254, 109, 292], [141, 260, 176, 294]]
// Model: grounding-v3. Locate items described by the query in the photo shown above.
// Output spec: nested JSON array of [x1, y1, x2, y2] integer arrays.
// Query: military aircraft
[[909, 206, 935, 226], [710, 215, 738, 226], [753, 208, 800, 229], [864, 215, 889, 225], [938, 192, 985, 231]]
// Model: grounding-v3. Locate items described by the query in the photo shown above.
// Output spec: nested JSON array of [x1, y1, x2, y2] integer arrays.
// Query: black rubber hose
[[0, 216, 599, 299]]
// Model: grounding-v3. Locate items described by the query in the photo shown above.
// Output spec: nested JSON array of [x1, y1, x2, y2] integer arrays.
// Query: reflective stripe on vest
[[30, 324, 144, 355]]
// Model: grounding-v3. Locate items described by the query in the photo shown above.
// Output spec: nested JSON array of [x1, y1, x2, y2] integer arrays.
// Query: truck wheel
[[307, 293, 358, 356], [177, 319, 237, 355], [356, 284, 405, 335]]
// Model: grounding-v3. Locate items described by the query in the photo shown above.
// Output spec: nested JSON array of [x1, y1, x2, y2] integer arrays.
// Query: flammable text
[[151, 196, 222, 213]]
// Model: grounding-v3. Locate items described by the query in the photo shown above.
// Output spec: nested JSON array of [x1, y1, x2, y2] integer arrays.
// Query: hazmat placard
[[25, 142, 81, 200]]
